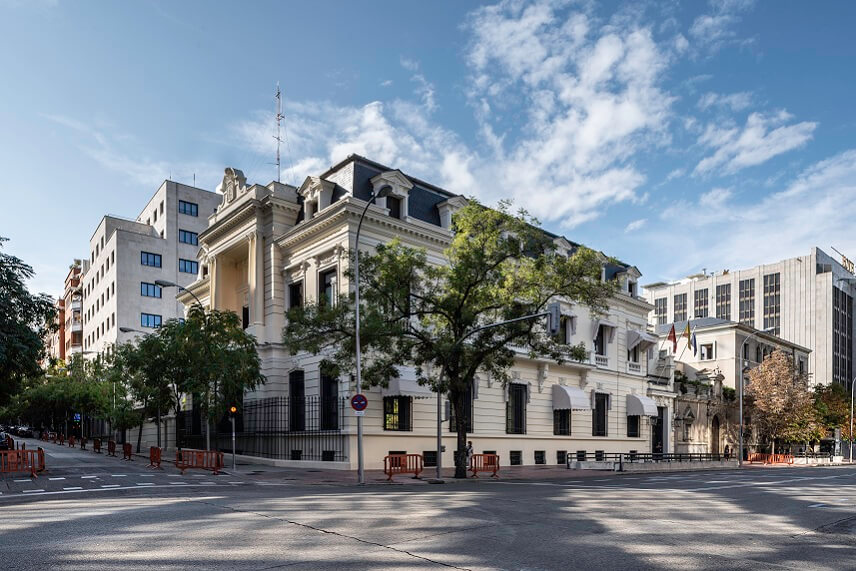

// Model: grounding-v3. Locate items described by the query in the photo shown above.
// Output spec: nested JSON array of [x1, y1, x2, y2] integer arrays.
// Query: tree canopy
[[0, 237, 56, 404], [284, 200, 617, 477]]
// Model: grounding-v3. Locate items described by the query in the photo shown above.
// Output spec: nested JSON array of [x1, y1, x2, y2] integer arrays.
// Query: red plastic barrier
[[469, 454, 500, 478], [122, 443, 133, 461], [383, 454, 423, 481], [175, 449, 224, 475]]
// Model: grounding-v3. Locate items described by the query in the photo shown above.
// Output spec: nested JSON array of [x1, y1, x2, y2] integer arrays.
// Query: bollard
[[93, 438, 102, 454], [122, 442, 133, 461], [107, 440, 117, 457], [148, 446, 162, 469], [80, 437, 87, 451], [68, 435, 76, 448]]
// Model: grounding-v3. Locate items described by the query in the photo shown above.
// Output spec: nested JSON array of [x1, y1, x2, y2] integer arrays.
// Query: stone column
[[254, 230, 265, 327]]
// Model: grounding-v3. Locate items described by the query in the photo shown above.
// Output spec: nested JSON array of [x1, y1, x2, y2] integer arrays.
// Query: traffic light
[[546, 302, 561, 336], [229, 405, 237, 415]]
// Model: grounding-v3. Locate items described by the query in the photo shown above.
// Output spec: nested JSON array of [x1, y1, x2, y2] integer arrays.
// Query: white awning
[[626, 394, 658, 417], [592, 318, 618, 340], [627, 330, 659, 351], [552, 384, 591, 411], [382, 367, 433, 399]]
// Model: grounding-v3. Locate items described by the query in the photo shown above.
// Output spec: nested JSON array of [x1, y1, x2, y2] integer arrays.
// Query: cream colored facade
[[180, 156, 676, 469], [657, 318, 811, 455]]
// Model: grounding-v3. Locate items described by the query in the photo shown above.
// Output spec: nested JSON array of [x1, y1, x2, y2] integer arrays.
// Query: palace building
[[176, 155, 675, 469]]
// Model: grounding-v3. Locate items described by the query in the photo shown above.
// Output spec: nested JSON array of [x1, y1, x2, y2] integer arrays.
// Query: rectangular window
[[716, 284, 731, 320], [288, 281, 303, 309], [739, 279, 755, 325], [627, 344, 639, 363], [763, 273, 781, 335], [179, 259, 199, 274], [553, 410, 571, 435], [694, 288, 709, 319], [594, 324, 606, 356], [593, 393, 608, 436], [383, 396, 413, 431], [627, 415, 640, 438], [700, 343, 715, 360], [320, 374, 339, 430], [387, 196, 402, 219], [506, 384, 527, 434], [319, 268, 337, 307], [159, 200, 164, 214], [141, 282, 162, 298], [141, 251, 162, 267], [179, 229, 199, 246], [654, 297, 667, 325], [288, 371, 305, 432], [673, 293, 687, 322], [140, 313, 162, 328], [833, 286, 853, 386], [178, 200, 198, 216]]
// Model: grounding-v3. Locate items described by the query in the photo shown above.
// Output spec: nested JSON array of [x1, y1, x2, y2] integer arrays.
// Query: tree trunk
[[136, 420, 143, 453], [771, 438, 776, 456], [451, 391, 468, 479]]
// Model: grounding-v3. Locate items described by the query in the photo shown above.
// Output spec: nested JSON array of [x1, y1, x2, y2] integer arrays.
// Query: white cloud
[[624, 218, 647, 233], [689, 0, 755, 54], [650, 150, 856, 279], [694, 111, 816, 175], [697, 91, 753, 111], [380, 79, 393, 87]]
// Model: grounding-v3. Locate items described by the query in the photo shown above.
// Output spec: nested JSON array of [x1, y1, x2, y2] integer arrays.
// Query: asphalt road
[[2, 439, 856, 570]]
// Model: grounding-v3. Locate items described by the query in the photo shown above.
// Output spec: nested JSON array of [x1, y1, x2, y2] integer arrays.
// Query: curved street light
[[354, 186, 392, 485], [738, 326, 775, 467]]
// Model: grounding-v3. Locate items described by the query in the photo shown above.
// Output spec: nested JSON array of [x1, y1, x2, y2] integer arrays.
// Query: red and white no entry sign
[[351, 393, 368, 412]]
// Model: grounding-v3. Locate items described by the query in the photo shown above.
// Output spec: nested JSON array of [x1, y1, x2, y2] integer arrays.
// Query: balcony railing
[[627, 362, 641, 374], [594, 355, 608, 368]]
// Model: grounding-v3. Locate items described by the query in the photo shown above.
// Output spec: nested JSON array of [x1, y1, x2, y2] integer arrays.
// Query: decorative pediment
[[370, 170, 413, 195], [219, 167, 248, 208], [437, 196, 468, 229], [297, 176, 336, 200]]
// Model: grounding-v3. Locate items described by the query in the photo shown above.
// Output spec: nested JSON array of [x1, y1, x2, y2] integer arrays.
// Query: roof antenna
[[274, 83, 283, 183]]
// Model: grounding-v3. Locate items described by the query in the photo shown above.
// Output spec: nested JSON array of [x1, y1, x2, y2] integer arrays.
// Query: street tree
[[0, 237, 56, 404], [814, 382, 853, 443], [747, 349, 815, 454], [284, 200, 616, 478]]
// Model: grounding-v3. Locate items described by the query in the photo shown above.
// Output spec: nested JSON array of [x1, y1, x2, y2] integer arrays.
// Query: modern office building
[[80, 181, 219, 354], [170, 156, 676, 468], [644, 247, 855, 388]]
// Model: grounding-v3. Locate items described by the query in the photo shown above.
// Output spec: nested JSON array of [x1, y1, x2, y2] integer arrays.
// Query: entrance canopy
[[381, 367, 434, 399], [626, 394, 658, 417], [552, 384, 591, 411]]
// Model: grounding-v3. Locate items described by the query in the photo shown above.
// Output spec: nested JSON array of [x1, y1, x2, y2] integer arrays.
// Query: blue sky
[[3, 0, 856, 297]]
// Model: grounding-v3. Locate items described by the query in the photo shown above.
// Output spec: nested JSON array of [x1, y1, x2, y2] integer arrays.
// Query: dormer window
[[387, 195, 402, 219], [628, 280, 637, 297]]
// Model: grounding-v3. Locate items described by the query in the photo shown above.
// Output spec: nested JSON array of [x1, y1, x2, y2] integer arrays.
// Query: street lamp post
[[738, 327, 775, 467], [155, 279, 211, 451], [850, 376, 855, 464], [353, 187, 392, 485]]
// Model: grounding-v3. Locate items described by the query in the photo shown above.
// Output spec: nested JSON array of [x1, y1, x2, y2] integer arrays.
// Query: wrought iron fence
[[177, 396, 348, 462]]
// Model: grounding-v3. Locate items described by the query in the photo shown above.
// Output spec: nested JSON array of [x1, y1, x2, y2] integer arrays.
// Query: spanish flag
[[684, 322, 692, 349], [667, 324, 677, 352]]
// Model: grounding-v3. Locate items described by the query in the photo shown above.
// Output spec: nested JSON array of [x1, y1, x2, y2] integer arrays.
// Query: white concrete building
[[644, 247, 855, 388], [174, 156, 677, 469], [81, 181, 219, 353]]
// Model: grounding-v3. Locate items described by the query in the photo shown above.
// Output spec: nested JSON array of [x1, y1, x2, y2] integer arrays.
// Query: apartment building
[[173, 157, 676, 468], [62, 260, 87, 358], [81, 181, 219, 354], [43, 298, 65, 365], [644, 247, 855, 388]]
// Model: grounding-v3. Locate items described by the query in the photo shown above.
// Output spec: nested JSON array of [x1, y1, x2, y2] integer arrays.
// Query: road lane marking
[[48, 477, 65, 481], [808, 503, 826, 508], [23, 489, 45, 493], [170, 482, 188, 485], [63, 487, 82, 490], [136, 482, 155, 486], [81, 476, 98, 479], [14, 479, 31, 483], [229, 481, 244, 484], [111, 474, 126, 477], [101, 484, 120, 488]]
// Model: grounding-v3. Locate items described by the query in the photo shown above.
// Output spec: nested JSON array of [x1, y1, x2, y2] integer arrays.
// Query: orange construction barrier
[[0, 449, 42, 478], [747, 452, 795, 465], [80, 437, 87, 451], [107, 440, 117, 457], [175, 449, 224, 475], [469, 454, 500, 478], [57, 434, 65, 445], [122, 443, 133, 461], [93, 438, 102, 454], [68, 435, 76, 448], [50, 433, 57, 444], [383, 454, 423, 481], [148, 446, 162, 469]]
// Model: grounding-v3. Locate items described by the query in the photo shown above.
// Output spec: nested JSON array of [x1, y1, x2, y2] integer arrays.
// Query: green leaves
[[0, 237, 57, 404]]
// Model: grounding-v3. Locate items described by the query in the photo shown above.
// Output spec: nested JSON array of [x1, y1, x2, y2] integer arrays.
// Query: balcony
[[627, 362, 642, 374], [594, 354, 608, 368], [70, 320, 82, 332]]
